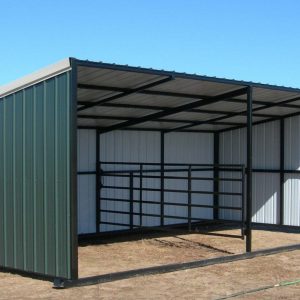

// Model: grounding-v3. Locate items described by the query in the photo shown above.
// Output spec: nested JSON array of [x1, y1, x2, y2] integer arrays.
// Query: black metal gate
[[97, 162, 245, 238]]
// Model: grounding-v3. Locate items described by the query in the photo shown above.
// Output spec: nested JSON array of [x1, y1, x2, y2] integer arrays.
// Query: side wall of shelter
[[77, 129, 214, 234], [220, 117, 300, 226], [0, 72, 76, 279]]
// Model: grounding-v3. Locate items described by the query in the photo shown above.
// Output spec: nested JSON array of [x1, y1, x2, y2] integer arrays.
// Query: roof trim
[[0, 58, 71, 98], [1, 57, 300, 98], [74, 58, 300, 93]]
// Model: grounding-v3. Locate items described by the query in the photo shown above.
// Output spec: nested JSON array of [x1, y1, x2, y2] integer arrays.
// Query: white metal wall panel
[[284, 116, 300, 226], [164, 132, 214, 224], [285, 116, 300, 170], [78, 129, 96, 171], [77, 129, 96, 234], [78, 175, 96, 234], [284, 174, 300, 226], [219, 121, 280, 224], [100, 130, 161, 231], [252, 173, 279, 224], [219, 128, 246, 221], [253, 121, 280, 169], [253, 121, 280, 224]]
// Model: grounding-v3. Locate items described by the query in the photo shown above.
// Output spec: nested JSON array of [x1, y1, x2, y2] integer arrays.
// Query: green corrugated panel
[[14, 91, 24, 270], [0, 99, 4, 267], [0, 71, 75, 279]]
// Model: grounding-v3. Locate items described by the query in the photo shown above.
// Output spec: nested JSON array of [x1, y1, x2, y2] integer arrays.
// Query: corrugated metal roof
[[1, 57, 300, 132], [76, 59, 300, 132]]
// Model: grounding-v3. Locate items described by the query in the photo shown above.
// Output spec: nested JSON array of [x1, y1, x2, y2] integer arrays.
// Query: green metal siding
[[0, 71, 76, 279]]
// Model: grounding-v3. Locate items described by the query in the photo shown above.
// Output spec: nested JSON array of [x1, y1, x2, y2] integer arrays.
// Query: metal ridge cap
[[0, 58, 71, 98]]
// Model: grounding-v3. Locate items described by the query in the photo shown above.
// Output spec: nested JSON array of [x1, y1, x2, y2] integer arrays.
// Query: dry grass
[[1, 228, 300, 299]]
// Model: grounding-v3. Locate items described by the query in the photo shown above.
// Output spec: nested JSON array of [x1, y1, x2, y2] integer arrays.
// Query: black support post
[[95, 129, 100, 233], [160, 132, 165, 227], [213, 132, 219, 220], [130, 172, 134, 230], [188, 165, 192, 231], [241, 166, 246, 239], [280, 119, 285, 225], [139, 164, 143, 227], [246, 86, 253, 253]]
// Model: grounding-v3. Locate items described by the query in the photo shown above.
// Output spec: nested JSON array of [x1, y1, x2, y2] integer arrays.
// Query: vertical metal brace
[[241, 165, 246, 240], [160, 132, 165, 227], [139, 164, 143, 227], [188, 165, 192, 231], [279, 119, 285, 225], [96, 129, 100, 233], [246, 86, 253, 253], [213, 133, 219, 219], [129, 172, 134, 230], [70, 58, 79, 280]]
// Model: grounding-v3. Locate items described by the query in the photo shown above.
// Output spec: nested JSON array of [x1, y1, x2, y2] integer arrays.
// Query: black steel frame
[[66, 243, 300, 288], [72, 59, 300, 286], [2, 59, 300, 287]]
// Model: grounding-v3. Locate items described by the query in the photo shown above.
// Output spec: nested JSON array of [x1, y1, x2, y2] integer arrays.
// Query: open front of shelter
[[1, 58, 300, 284]]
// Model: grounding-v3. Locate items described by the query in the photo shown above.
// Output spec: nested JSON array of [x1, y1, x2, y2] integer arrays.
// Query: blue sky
[[1, 0, 300, 87]]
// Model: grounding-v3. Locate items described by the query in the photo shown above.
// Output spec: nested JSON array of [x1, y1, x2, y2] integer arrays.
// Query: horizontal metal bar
[[100, 209, 216, 221], [100, 197, 241, 211], [100, 197, 160, 205], [76, 169, 300, 175], [99, 221, 132, 227], [102, 167, 242, 174], [101, 185, 242, 196], [101, 173, 242, 182], [67, 243, 300, 288], [77, 125, 214, 133], [100, 161, 244, 167], [77, 114, 243, 126], [77, 83, 300, 109], [79, 102, 280, 119], [101, 210, 159, 219], [78, 171, 96, 175]]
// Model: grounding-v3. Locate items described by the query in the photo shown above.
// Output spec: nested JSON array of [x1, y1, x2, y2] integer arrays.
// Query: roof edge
[[74, 58, 300, 93], [0, 58, 72, 98]]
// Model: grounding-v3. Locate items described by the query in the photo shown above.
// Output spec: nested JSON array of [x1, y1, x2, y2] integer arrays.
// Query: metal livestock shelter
[[1, 58, 300, 285]]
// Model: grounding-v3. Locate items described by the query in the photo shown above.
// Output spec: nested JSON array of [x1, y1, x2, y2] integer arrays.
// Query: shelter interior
[[75, 59, 300, 253]]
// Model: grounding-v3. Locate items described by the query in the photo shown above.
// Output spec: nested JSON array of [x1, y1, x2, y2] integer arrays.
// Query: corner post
[[69, 58, 79, 280], [246, 86, 253, 252]]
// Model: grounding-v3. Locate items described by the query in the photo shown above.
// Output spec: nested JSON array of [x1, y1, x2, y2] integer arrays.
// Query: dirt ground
[[1, 228, 300, 299], [79, 228, 300, 277]]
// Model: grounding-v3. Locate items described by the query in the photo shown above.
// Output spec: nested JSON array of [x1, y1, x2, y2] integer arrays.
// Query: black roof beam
[[77, 125, 214, 133], [165, 95, 300, 132], [219, 109, 300, 133], [77, 76, 174, 112], [77, 114, 244, 126], [77, 101, 280, 119], [77, 83, 300, 109], [164, 110, 250, 133], [225, 98, 300, 110], [98, 87, 248, 133]]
